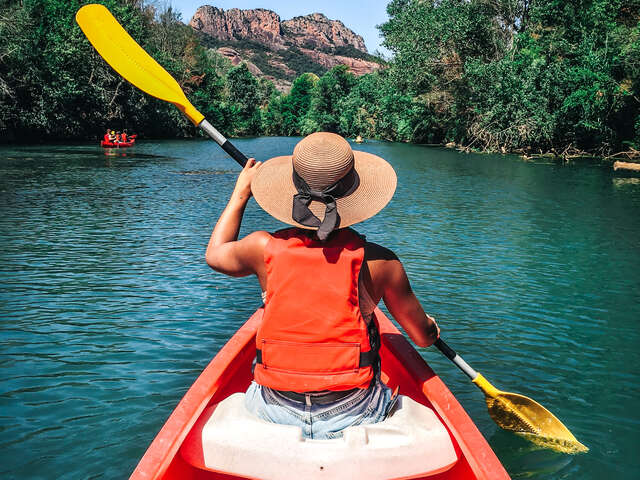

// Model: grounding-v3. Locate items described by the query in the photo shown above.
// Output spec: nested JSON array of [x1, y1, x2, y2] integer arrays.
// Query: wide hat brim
[[251, 150, 397, 229]]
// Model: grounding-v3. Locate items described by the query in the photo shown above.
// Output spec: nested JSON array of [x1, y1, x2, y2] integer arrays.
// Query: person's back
[[205, 132, 438, 439]]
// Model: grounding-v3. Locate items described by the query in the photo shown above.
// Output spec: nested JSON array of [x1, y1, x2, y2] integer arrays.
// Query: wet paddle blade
[[75, 4, 204, 125], [473, 374, 588, 454]]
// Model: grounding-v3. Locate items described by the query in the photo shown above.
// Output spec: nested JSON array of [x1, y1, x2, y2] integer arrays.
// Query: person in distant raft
[[205, 132, 440, 439], [104, 129, 112, 143]]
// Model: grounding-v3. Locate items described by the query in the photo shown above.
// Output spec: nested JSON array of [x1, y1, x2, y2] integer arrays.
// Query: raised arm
[[366, 243, 439, 347], [205, 158, 270, 279]]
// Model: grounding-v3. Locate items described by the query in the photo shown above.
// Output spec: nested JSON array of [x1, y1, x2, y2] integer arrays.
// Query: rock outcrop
[[281, 13, 367, 52], [299, 49, 380, 76], [189, 5, 380, 91], [190, 6, 285, 48], [190, 6, 367, 53], [216, 47, 263, 76]]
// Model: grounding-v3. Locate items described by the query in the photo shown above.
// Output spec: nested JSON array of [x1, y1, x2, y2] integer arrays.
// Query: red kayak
[[101, 134, 137, 148], [130, 308, 510, 480]]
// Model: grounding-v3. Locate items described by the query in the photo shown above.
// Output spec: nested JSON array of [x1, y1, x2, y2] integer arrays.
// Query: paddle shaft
[[434, 338, 479, 381], [200, 120, 248, 167]]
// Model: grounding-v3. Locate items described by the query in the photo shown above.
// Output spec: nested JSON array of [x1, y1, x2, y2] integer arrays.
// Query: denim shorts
[[244, 377, 393, 440]]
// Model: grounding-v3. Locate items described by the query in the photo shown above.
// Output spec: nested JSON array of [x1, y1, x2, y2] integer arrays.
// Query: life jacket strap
[[255, 348, 377, 368]]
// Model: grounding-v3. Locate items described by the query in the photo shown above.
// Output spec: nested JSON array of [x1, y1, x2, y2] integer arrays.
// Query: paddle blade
[[75, 4, 204, 125], [473, 374, 588, 454]]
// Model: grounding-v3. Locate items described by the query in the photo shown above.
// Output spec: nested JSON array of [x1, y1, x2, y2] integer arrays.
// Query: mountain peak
[[190, 5, 368, 53], [189, 5, 380, 91]]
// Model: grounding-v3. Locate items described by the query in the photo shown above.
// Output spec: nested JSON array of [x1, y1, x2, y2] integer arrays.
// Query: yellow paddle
[[75, 4, 247, 166], [434, 338, 588, 453]]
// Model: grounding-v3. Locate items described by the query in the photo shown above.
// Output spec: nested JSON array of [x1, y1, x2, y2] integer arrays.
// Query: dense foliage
[[1, 0, 638, 155], [380, 0, 640, 153], [0, 0, 253, 142]]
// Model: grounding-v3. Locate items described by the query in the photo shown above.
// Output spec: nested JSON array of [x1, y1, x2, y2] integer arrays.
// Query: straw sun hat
[[251, 132, 397, 240]]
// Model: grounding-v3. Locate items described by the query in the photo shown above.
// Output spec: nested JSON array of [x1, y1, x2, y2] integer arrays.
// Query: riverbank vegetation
[[1, 0, 638, 157]]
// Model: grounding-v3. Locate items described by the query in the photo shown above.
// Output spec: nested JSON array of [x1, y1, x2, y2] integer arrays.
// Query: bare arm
[[205, 158, 269, 280], [366, 244, 439, 347]]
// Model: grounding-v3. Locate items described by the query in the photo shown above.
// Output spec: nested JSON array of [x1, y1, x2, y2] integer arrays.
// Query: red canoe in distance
[[130, 308, 510, 480], [101, 134, 137, 148]]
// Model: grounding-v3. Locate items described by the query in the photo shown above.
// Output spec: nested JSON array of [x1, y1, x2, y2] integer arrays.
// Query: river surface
[[1, 138, 639, 479]]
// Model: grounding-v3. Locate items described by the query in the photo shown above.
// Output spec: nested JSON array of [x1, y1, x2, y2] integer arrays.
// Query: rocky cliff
[[281, 13, 367, 52], [190, 6, 285, 48], [189, 5, 381, 91]]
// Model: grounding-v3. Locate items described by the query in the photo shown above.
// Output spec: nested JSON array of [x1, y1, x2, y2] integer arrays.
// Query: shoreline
[[442, 141, 640, 164], [2, 136, 639, 166]]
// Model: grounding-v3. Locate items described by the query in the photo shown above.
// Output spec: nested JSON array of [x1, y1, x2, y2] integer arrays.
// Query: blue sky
[[170, 1, 391, 55]]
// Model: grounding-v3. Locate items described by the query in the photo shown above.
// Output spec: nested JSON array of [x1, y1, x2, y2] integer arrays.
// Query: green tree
[[261, 93, 285, 136], [226, 63, 261, 135], [380, 0, 640, 153], [302, 66, 356, 135], [263, 73, 317, 136]]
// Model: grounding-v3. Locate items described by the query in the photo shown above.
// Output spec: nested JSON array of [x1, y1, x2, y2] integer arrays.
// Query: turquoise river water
[[1, 138, 639, 479]]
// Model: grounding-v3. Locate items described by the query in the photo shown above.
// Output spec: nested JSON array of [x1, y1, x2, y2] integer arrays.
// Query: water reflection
[[612, 176, 640, 187]]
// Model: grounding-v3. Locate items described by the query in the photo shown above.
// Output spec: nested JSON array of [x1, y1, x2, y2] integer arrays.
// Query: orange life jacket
[[254, 228, 376, 393], [103, 134, 110, 142]]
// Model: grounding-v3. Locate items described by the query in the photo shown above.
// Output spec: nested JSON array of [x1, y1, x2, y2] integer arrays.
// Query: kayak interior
[[130, 309, 509, 480]]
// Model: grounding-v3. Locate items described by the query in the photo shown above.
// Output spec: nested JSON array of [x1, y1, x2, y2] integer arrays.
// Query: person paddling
[[103, 129, 111, 143], [206, 132, 439, 439]]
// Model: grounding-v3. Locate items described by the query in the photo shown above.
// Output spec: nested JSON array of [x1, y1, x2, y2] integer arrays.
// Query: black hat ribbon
[[291, 167, 360, 241]]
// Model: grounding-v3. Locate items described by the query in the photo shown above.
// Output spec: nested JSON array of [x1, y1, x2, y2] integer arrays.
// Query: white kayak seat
[[181, 392, 458, 479]]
